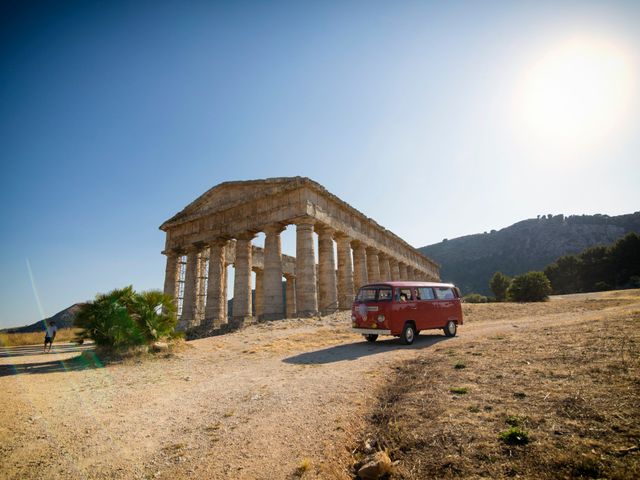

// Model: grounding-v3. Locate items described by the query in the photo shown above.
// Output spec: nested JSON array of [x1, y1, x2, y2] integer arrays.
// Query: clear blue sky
[[1, 0, 639, 328]]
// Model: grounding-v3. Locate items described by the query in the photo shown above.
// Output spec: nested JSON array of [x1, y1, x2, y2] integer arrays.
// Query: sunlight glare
[[516, 36, 636, 151]]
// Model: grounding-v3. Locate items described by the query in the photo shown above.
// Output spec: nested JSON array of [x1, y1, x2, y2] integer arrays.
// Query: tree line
[[543, 232, 640, 294], [465, 232, 640, 303]]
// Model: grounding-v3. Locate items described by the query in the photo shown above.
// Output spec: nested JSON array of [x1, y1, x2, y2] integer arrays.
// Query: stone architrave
[[352, 241, 368, 291], [317, 225, 338, 314], [295, 220, 318, 316], [232, 234, 255, 323], [366, 247, 380, 284], [203, 239, 228, 328], [335, 234, 354, 309], [262, 224, 285, 320]]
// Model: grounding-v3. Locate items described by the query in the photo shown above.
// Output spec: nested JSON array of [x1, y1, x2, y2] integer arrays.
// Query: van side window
[[435, 287, 455, 300], [417, 287, 435, 300], [378, 288, 393, 301], [396, 288, 413, 301], [357, 289, 377, 302]]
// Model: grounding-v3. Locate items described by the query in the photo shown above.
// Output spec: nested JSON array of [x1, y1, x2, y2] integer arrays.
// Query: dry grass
[[0, 328, 79, 346], [354, 291, 640, 479]]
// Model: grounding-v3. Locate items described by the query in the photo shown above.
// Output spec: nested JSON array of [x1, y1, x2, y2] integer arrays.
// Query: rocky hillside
[[419, 212, 640, 295], [2, 303, 85, 333]]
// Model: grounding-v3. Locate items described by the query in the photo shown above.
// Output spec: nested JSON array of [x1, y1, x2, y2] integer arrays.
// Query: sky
[[1, 0, 639, 328]]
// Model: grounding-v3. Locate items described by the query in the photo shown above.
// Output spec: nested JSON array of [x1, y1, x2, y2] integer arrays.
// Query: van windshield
[[356, 287, 393, 302]]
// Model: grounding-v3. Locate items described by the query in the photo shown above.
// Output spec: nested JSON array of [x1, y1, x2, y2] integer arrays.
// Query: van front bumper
[[351, 328, 391, 335]]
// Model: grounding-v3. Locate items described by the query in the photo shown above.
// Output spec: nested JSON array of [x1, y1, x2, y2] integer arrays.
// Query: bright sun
[[516, 36, 636, 150]]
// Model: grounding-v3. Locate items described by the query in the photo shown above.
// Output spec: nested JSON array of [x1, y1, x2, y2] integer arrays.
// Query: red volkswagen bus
[[351, 281, 463, 345]]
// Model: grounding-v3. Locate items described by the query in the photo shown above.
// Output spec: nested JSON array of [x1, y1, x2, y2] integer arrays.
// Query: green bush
[[499, 426, 530, 445], [74, 286, 177, 349], [464, 293, 489, 303], [507, 271, 552, 302], [489, 272, 511, 302]]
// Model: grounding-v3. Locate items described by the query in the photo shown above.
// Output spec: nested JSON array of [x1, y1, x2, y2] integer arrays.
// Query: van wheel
[[401, 323, 416, 345], [444, 321, 457, 337], [364, 334, 378, 343]]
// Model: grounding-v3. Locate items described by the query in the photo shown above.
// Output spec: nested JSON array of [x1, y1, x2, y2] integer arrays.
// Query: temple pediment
[[161, 177, 310, 229]]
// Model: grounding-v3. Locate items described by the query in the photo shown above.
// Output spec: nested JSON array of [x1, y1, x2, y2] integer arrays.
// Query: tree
[[489, 272, 511, 301], [74, 286, 177, 349], [507, 271, 552, 302]]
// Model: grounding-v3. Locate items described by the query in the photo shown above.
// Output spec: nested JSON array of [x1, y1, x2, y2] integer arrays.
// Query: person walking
[[44, 321, 57, 353]]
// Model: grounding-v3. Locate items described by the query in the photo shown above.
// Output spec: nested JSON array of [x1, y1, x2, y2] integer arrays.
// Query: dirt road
[[2, 290, 638, 479]]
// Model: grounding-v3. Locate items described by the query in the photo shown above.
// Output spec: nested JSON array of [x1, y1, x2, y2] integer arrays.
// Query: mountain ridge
[[419, 212, 640, 295]]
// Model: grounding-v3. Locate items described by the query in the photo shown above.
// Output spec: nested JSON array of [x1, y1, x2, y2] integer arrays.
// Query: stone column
[[317, 225, 338, 314], [254, 268, 264, 318], [204, 240, 228, 328], [336, 234, 354, 309], [284, 274, 296, 318], [390, 259, 400, 281], [180, 246, 201, 329], [195, 248, 209, 325], [222, 264, 228, 318], [163, 251, 180, 304], [262, 225, 285, 320], [366, 247, 380, 284], [352, 241, 368, 291], [399, 262, 408, 280], [295, 220, 318, 317], [232, 234, 255, 324], [379, 253, 391, 282]]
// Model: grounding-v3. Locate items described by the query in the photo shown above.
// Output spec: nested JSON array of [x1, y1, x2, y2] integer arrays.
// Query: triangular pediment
[[161, 177, 310, 229]]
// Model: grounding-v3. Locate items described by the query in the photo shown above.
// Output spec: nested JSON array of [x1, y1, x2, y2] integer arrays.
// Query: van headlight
[[351, 315, 356, 322], [377, 314, 385, 323]]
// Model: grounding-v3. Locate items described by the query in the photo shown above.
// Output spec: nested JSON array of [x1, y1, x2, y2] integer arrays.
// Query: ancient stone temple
[[159, 177, 439, 331]]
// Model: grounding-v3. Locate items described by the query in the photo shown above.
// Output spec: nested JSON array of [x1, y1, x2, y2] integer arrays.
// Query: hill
[[419, 212, 640, 295], [2, 303, 85, 333]]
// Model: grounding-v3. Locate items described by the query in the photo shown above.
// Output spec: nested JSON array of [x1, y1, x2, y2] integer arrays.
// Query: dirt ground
[[1, 290, 639, 479]]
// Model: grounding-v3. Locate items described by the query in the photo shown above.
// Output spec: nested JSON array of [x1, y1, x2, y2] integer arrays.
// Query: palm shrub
[[507, 271, 552, 302], [131, 290, 177, 342], [74, 286, 177, 348]]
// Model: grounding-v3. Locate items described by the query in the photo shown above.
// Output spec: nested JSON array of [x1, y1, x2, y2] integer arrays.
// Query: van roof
[[360, 281, 457, 289]]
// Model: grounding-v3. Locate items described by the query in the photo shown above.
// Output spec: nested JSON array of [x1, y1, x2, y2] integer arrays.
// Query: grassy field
[[0, 328, 79, 346], [354, 291, 640, 479]]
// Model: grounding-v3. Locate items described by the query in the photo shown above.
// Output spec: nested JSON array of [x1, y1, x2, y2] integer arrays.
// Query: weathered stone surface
[[160, 177, 439, 334], [357, 451, 393, 480]]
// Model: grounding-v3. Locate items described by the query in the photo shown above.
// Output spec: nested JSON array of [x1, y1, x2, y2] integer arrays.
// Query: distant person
[[44, 321, 57, 353]]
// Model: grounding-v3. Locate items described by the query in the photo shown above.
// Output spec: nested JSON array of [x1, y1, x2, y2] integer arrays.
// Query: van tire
[[364, 334, 378, 343], [401, 323, 416, 345], [444, 321, 457, 337]]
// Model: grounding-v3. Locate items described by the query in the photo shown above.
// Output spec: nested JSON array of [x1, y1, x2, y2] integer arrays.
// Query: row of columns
[[164, 219, 437, 330]]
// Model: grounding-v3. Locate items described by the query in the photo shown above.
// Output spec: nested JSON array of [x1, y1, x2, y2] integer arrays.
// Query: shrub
[[464, 293, 488, 303], [450, 387, 468, 395], [499, 427, 530, 445], [490, 272, 511, 302], [74, 286, 177, 349], [507, 271, 552, 302]]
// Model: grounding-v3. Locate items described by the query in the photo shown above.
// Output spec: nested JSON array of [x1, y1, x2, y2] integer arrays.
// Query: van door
[[416, 287, 439, 330], [393, 287, 417, 333], [434, 286, 457, 327]]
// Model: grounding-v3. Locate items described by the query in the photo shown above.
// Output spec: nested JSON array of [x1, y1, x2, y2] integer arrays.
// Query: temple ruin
[[159, 177, 440, 331]]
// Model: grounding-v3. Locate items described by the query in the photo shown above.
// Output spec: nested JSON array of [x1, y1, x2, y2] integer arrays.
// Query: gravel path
[[2, 292, 636, 480]]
